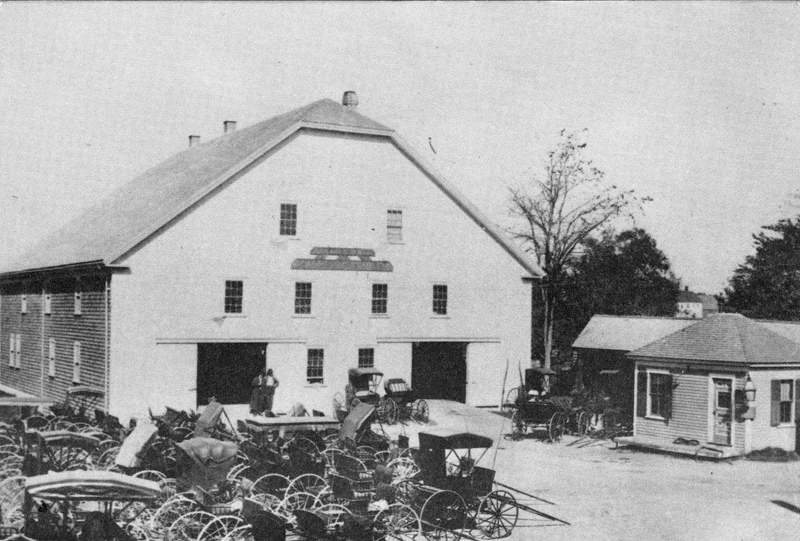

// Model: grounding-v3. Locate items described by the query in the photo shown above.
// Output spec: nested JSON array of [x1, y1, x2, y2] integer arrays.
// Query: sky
[[1, 2, 798, 295]]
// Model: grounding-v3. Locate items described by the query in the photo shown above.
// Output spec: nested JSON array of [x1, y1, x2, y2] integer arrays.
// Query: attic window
[[387, 210, 403, 243]]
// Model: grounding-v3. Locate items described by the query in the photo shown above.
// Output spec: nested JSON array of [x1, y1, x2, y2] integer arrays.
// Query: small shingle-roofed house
[[675, 288, 704, 318], [626, 313, 800, 456], [572, 315, 697, 426], [0, 93, 543, 422]]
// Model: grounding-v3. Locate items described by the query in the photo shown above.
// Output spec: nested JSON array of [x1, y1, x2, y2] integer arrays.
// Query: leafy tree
[[724, 216, 800, 320], [508, 130, 649, 369], [551, 228, 680, 360]]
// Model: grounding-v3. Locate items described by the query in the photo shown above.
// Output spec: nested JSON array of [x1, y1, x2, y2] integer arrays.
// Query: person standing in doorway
[[263, 368, 279, 414], [250, 368, 266, 416]]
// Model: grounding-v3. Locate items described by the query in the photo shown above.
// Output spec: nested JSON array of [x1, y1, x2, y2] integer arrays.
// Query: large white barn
[[0, 93, 543, 422]]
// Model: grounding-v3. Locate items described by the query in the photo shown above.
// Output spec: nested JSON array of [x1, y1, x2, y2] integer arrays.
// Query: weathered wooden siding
[[637, 372, 709, 442], [636, 368, 746, 451], [0, 274, 108, 403]]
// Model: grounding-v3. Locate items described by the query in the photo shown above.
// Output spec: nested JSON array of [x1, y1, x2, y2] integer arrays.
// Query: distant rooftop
[[572, 315, 697, 352]]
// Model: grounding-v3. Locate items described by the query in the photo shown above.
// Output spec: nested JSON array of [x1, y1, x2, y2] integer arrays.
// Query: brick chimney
[[342, 91, 358, 109], [188, 135, 201, 147], [224, 121, 237, 134]]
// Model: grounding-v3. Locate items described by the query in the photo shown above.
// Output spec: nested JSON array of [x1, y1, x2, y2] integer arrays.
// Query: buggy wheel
[[196, 515, 243, 541], [420, 490, 467, 541], [322, 447, 344, 474], [381, 398, 398, 425], [394, 480, 420, 506], [476, 490, 518, 539], [548, 412, 568, 443], [576, 411, 589, 436], [413, 400, 430, 423], [332, 393, 346, 417], [510, 410, 525, 440], [286, 473, 328, 496], [387, 457, 420, 484], [0, 476, 25, 525], [375, 450, 392, 464], [374, 503, 422, 541], [502, 387, 521, 413], [276, 491, 320, 518], [167, 510, 216, 541]]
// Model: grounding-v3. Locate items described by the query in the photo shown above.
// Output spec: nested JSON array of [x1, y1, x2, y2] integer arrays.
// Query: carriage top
[[339, 402, 375, 442], [26, 470, 162, 502], [418, 431, 493, 451]]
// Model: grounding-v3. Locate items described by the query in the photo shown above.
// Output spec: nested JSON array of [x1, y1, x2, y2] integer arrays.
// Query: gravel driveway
[[383, 400, 800, 541]]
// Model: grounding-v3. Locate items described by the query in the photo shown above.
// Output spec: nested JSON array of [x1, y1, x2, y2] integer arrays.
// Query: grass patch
[[746, 447, 799, 462]]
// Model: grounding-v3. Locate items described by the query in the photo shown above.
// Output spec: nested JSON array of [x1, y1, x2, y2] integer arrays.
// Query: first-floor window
[[295, 282, 312, 315], [307, 349, 324, 384], [48, 338, 56, 378], [21, 295, 27, 314], [433, 284, 448, 315], [648, 372, 670, 418], [72, 341, 81, 384], [8, 335, 14, 368], [14, 334, 21, 369], [372, 283, 388, 314], [44, 292, 52, 315], [772, 379, 795, 425], [358, 348, 375, 368], [224, 280, 243, 314]]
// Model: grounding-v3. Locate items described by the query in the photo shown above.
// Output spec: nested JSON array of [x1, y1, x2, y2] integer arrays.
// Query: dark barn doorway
[[412, 342, 468, 403], [197, 343, 266, 406]]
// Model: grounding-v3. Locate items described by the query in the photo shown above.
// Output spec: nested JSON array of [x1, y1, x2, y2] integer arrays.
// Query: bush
[[746, 447, 799, 462]]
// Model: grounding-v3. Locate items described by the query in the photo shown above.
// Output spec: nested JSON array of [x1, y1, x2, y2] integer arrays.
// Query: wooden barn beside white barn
[[0, 93, 543, 422]]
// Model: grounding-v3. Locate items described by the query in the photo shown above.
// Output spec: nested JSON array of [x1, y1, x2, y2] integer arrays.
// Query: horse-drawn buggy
[[383, 379, 429, 424], [503, 368, 575, 442], [337, 368, 398, 425], [392, 429, 567, 540]]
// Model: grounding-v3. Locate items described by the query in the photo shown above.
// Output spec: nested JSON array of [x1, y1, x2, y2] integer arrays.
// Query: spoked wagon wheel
[[332, 393, 346, 417], [502, 387, 521, 413], [286, 473, 327, 496], [475, 490, 518, 539], [276, 491, 321, 521], [393, 480, 420, 506], [413, 400, 430, 423], [196, 515, 244, 541], [510, 410, 525, 440], [419, 490, 467, 541], [575, 411, 589, 436], [387, 457, 420, 484], [167, 510, 216, 541], [548, 412, 568, 443], [0, 476, 25, 525], [381, 398, 398, 425], [374, 503, 422, 541]]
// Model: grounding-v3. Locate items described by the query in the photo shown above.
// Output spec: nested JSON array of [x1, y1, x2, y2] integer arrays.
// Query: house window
[[224, 280, 243, 314], [74, 284, 82, 316], [21, 295, 27, 314], [433, 284, 448, 315], [280, 203, 297, 236], [772, 379, 795, 425], [15, 335, 20, 369], [48, 338, 56, 378], [72, 341, 81, 384], [387, 210, 403, 243], [648, 372, 670, 418], [295, 282, 312, 315], [372, 284, 388, 315], [358, 348, 375, 368], [44, 292, 52, 315], [779, 381, 793, 423], [307, 349, 324, 384], [8, 335, 14, 368]]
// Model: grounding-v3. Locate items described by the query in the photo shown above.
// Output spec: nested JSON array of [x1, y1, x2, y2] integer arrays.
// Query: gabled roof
[[2, 98, 544, 279], [697, 294, 719, 311], [627, 313, 800, 366], [572, 315, 698, 352], [677, 290, 703, 303]]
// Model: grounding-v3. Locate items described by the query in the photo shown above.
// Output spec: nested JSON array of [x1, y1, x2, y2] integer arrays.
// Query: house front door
[[712, 378, 732, 445]]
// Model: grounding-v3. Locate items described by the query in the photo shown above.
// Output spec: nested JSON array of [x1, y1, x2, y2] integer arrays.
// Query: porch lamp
[[742, 375, 757, 420]]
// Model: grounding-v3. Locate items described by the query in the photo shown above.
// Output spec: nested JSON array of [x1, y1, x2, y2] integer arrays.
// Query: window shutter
[[770, 379, 781, 427], [664, 374, 673, 421], [795, 379, 800, 425], [636, 369, 647, 418]]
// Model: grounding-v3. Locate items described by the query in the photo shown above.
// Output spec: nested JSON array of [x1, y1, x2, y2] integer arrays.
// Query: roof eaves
[[298, 121, 394, 137], [105, 122, 307, 265], [0, 260, 106, 281], [388, 133, 545, 279]]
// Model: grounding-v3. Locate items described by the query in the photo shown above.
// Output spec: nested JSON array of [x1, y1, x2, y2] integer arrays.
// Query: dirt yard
[[385, 400, 800, 541]]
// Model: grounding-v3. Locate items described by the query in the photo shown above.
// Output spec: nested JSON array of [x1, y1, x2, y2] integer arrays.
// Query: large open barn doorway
[[412, 342, 468, 403], [197, 343, 266, 406]]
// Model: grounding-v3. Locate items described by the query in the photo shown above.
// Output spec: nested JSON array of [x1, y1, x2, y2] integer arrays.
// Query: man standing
[[264, 368, 279, 414], [250, 368, 266, 416]]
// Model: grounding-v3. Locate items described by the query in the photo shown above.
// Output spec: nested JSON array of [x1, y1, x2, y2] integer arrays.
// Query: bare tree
[[509, 130, 649, 370]]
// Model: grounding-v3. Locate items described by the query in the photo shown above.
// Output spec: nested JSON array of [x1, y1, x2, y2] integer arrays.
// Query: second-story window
[[387, 210, 403, 243], [280, 203, 297, 236], [72, 341, 81, 383], [372, 284, 388, 315], [48, 338, 56, 378], [44, 292, 52, 315], [8, 335, 14, 368], [295, 282, 312, 315], [21, 294, 27, 314], [224, 280, 243, 314], [433, 284, 448, 315]]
